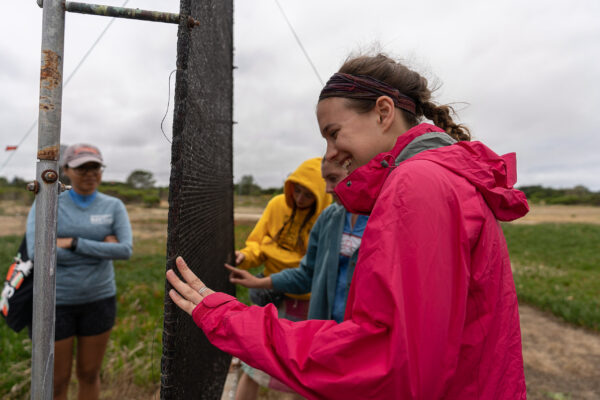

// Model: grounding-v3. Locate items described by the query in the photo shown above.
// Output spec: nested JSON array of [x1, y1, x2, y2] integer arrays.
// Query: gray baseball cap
[[60, 143, 104, 168]]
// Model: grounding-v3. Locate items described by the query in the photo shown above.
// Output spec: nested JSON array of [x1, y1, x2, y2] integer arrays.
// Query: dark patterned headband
[[319, 72, 416, 115]]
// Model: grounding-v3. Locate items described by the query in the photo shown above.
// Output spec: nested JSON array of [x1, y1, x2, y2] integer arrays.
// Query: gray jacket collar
[[395, 131, 456, 165]]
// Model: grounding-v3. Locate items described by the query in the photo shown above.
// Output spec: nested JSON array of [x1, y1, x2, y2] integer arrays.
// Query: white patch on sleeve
[[340, 233, 362, 257], [90, 214, 113, 225]]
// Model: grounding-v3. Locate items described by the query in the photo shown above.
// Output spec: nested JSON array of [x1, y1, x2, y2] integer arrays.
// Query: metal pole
[[63, 1, 200, 28], [31, 0, 65, 398], [65, 1, 179, 24], [37, 1, 200, 28]]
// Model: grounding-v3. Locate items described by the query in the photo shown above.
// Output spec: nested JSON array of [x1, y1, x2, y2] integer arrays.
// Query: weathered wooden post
[[161, 0, 235, 398]]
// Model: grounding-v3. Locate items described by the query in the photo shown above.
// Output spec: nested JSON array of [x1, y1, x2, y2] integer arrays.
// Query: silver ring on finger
[[198, 286, 209, 295]]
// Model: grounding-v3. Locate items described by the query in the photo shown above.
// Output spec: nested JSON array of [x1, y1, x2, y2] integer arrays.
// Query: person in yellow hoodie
[[231, 157, 331, 400]]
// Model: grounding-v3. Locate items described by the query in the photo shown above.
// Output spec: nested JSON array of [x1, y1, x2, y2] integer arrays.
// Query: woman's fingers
[[225, 263, 258, 287], [224, 263, 248, 280], [166, 269, 203, 305], [235, 251, 245, 265], [224, 263, 240, 273], [166, 257, 215, 310], [103, 235, 118, 243], [56, 238, 72, 248], [168, 289, 196, 315], [175, 256, 214, 297]]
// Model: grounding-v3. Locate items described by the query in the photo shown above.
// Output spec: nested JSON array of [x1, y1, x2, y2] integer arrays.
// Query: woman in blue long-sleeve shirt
[[26, 143, 132, 400]]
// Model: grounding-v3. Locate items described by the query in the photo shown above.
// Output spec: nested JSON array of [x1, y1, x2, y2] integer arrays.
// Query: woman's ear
[[374, 96, 396, 132]]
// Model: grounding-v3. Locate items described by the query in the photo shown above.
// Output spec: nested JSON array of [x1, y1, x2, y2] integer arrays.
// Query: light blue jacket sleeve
[[74, 200, 132, 260], [270, 210, 324, 293], [25, 202, 36, 260], [27, 201, 90, 263], [27, 198, 133, 262]]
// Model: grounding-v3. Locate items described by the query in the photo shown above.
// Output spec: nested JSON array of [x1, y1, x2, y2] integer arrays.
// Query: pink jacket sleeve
[[193, 162, 477, 399]]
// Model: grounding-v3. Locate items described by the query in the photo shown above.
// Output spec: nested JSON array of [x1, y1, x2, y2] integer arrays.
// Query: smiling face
[[64, 162, 103, 195], [317, 97, 399, 174]]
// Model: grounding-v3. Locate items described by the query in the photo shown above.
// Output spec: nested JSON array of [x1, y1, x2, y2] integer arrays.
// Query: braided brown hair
[[273, 202, 316, 253], [336, 53, 471, 142]]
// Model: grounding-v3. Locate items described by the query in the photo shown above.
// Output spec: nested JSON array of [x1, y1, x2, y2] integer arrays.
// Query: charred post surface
[[161, 0, 234, 399]]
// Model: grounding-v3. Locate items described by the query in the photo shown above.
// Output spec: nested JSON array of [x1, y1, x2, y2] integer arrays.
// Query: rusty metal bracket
[[37, 144, 60, 160]]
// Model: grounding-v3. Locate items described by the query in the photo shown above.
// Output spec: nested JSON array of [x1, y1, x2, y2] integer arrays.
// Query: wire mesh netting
[[161, 0, 234, 398]]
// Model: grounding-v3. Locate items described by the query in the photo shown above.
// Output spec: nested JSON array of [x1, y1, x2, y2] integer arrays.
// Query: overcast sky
[[1, 0, 599, 190]]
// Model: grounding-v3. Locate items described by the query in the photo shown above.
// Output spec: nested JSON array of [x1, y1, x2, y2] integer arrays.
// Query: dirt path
[[520, 305, 600, 399], [2, 201, 599, 398], [512, 204, 600, 225]]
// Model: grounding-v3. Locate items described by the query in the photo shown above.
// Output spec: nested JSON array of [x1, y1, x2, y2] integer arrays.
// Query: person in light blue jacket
[[26, 143, 132, 400], [226, 159, 368, 322]]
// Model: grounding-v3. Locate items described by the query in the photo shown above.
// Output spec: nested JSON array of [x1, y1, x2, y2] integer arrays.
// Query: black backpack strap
[[17, 235, 29, 262]]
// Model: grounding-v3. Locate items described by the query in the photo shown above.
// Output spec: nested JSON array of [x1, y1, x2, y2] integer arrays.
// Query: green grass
[[0, 235, 167, 398], [233, 222, 262, 306], [234, 194, 272, 208], [3, 221, 596, 396], [503, 223, 600, 331]]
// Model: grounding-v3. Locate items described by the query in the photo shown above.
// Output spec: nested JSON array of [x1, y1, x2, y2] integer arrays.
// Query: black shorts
[[54, 296, 116, 341]]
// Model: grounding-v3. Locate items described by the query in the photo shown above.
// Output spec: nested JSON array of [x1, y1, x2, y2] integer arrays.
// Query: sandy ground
[[2, 201, 599, 399], [520, 305, 600, 399], [0, 203, 264, 239], [5, 203, 598, 238], [512, 204, 600, 225]]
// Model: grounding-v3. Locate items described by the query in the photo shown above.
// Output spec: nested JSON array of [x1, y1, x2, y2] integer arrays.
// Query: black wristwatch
[[70, 237, 78, 251]]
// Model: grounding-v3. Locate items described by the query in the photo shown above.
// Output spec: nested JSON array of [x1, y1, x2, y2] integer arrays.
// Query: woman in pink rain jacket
[[167, 53, 529, 399]]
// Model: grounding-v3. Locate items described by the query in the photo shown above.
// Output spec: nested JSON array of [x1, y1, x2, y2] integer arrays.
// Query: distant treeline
[[0, 170, 167, 207], [518, 185, 600, 206], [234, 175, 283, 196], [2, 174, 597, 207], [98, 181, 166, 207], [0, 176, 34, 204]]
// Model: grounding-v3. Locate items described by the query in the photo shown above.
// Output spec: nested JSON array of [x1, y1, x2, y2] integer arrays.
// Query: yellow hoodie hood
[[238, 157, 331, 300], [284, 157, 331, 216]]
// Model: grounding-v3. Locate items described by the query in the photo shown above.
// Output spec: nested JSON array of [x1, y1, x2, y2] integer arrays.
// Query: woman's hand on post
[[235, 251, 245, 265], [224, 264, 272, 289], [166, 256, 215, 316]]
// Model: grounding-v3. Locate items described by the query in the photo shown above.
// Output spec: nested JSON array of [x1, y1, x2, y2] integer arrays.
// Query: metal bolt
[[27, 181, 40, 194], [59, 183, 72, 193], [187, 16, 201, 29], [41, 169, 58, 183]]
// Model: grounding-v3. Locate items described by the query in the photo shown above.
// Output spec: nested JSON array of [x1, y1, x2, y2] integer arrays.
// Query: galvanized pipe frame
[[30, 1, 197, 399], [37, 0, 200, 27], [32, 0, 65, 398]]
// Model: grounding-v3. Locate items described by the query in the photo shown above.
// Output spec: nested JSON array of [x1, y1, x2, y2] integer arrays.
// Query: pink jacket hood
[[335, 123, 529, 221]]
